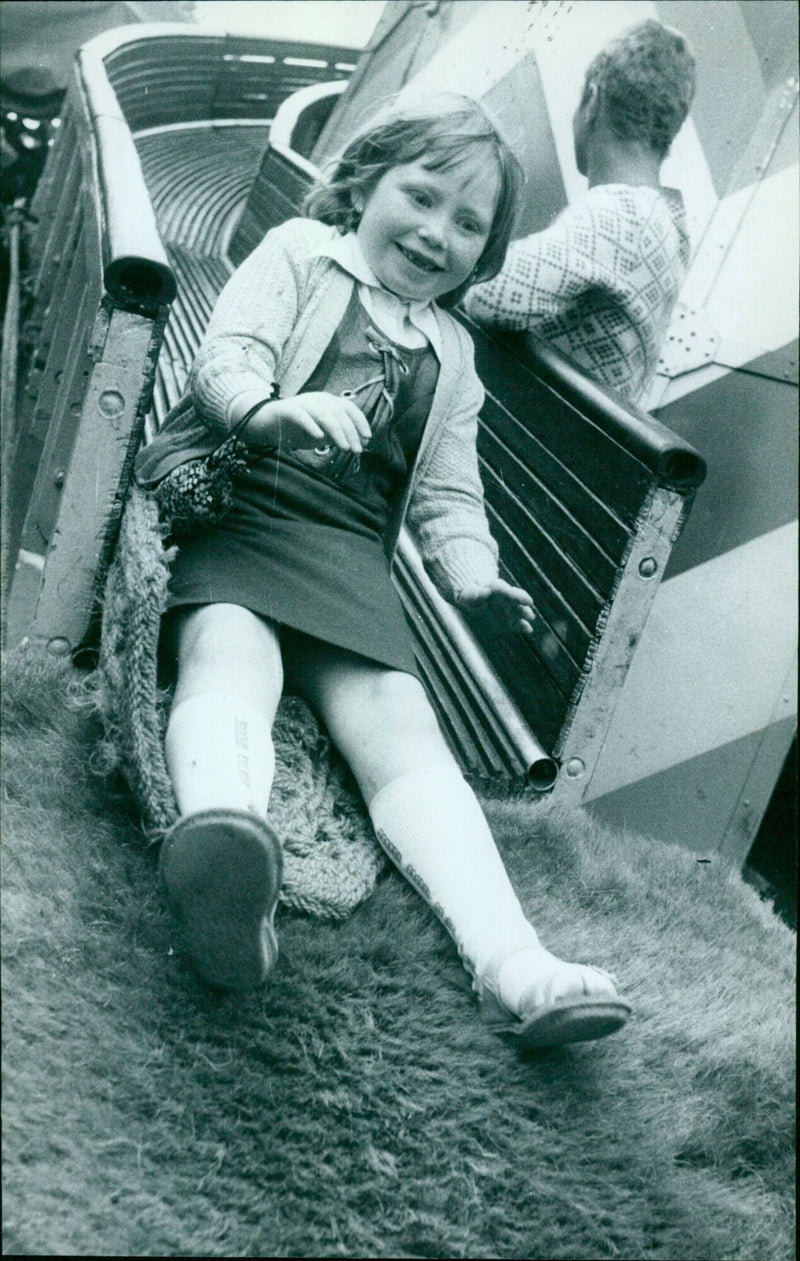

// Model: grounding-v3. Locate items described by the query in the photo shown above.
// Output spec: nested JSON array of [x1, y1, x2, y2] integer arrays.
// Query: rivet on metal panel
[[47, 637, 71, 655], [98, 389, 125, 417], [638, 557, 658, 578], [565, 758, 585, 779]]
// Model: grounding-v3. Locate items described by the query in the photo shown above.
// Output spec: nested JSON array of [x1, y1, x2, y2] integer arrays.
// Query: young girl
[[135, 94, 630, 1047]]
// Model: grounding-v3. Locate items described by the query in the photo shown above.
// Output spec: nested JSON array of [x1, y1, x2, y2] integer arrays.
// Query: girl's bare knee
[[329, 669, 452, 795], [173, 604, 283, 711], [371, 672, 441, 741]]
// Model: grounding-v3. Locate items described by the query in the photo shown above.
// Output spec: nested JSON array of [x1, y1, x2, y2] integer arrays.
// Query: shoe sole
[[159, 810, 283, 990], [509, 997, 632, 1047]]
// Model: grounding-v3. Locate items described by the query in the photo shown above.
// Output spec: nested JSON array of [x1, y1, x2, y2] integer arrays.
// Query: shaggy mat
[[2, 646, 795, 1260]]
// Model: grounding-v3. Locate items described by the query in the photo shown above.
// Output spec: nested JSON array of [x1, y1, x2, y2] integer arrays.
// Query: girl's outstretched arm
[[405, 325, 537, 638]]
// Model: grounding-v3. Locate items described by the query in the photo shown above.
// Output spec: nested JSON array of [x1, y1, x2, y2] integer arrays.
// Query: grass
[[2, 644, 796, 1259]]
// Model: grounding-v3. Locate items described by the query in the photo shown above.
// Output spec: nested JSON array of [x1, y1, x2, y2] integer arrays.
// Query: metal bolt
[[565, 758, 585, 779], [98, 389, 125, 417], [639, 557, 658, 578]]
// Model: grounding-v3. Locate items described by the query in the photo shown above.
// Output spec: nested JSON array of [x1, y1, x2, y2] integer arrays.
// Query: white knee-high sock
[[368, 762, 541, 989], [165, 691, 276, 819]]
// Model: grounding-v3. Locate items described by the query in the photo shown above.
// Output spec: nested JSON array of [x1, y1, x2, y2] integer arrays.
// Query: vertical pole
[[1, 199, 26, 643]]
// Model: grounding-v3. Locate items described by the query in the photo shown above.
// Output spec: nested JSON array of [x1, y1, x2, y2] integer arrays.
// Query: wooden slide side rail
[[462, 317, 705, 759], [4, 29, 355, 652], [3, 60, 171, 650]]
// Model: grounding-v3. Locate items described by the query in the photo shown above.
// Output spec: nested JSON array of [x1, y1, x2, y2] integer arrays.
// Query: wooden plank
[[106, 40, 223, 127], [483, 499, 594, 661], [229, 149, 311, 263], [480, 462, 607, 628], [402, 604, 508, 777], [14, 273, 94, 556], [18, 183, 83, 421], [27, 114, 82, 295], [457, 610, 572, 755], [169, 248, 229, 323], [397, 574, 523, 775], [477, 424, 621, 591], [153, 353, 184, 420], [27, 107, 74, 256], [477, 395, 631, 562], [556, 486, 688, 777], [6, 221, 98, 568], [8, 308, 162, 652], [161, 306, 195, 374], [471, 328, 654, 528], [105, 35, 355, 131], [393, 538, 554, 781]]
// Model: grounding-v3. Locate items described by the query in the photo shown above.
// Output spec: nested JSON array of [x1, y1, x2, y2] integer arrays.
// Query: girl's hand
[[455, 579, 536, 635], [249, 392, 372, 453]]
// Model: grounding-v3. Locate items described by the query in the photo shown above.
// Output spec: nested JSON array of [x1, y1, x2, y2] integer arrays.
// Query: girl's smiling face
[[354, 148, 501, 303]]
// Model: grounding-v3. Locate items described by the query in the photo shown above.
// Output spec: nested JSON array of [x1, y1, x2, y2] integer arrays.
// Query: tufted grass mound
[[2, 644, 795, 1259]]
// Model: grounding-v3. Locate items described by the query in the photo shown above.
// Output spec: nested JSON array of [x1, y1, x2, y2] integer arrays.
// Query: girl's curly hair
[[583, 19, 696, 158], [302, 94, 525, 308]]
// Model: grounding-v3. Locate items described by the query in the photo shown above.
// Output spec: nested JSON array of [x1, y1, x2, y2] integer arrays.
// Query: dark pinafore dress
[[165, 290, 439, 676]]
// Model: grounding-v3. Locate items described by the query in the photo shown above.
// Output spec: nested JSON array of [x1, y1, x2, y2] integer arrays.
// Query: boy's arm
[[464, 197, 604, 330]]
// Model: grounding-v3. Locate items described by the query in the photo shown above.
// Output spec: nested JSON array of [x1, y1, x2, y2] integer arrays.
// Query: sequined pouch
[[152, 400, 265, 529]]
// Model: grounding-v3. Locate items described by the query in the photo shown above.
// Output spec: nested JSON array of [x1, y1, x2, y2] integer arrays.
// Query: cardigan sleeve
[[187, 219, 317, 433], [404, 329, 500, 603]]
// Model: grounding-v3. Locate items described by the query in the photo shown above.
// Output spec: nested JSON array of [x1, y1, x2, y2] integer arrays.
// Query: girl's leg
[[287, 638, 627, 1040], [159, 604, 285, 989], [165, 603, 284, 818]]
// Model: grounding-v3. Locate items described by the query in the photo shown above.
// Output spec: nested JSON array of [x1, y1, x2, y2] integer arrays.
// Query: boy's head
[[574, 19, 696, 167]]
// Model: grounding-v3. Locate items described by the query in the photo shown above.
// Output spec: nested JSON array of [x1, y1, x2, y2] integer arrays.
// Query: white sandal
[[479, 947, 631, 1048]]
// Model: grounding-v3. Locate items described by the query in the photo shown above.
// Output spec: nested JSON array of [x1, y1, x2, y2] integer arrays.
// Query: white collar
[[312, 231, 442, 360]]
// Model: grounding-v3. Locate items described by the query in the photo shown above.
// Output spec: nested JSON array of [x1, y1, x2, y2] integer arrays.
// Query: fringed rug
[[2, 646, 795, 1260]]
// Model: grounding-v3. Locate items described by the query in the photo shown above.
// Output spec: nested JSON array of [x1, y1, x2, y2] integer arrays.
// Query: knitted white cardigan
[[140, 217, 500, 603], [465, 184, 689, 404]]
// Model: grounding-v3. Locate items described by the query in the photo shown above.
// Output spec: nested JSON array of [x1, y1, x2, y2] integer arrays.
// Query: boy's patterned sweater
[[135, 216, 499, 604], [464, 184, 689, 405]]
